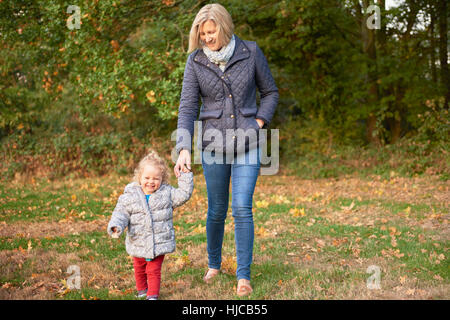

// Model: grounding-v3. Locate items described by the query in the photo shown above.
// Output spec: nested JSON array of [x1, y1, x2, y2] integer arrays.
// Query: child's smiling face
[[140, 164, 162, 195]]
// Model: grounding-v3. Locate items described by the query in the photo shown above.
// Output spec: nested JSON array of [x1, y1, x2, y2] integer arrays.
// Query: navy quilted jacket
[[176, 35, 278, 154]]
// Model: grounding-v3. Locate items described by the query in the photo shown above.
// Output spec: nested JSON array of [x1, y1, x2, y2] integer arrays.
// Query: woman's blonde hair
[[188, 3, 234, 53], [133, 150, 170, 185]]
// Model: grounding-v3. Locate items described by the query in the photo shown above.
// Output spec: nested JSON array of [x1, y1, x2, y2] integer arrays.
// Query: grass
[[0, 169, 448, 300]]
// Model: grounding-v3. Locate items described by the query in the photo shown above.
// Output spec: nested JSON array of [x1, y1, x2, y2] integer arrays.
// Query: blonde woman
[[174, 3, 278, 296]]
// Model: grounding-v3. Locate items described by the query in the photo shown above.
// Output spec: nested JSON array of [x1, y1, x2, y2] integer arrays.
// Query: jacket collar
[[193, 35, 250, 73], [125, 182, 169, 214]]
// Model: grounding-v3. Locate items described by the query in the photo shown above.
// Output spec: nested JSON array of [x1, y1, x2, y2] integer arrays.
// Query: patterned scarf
[[202, 34, 236, 72]]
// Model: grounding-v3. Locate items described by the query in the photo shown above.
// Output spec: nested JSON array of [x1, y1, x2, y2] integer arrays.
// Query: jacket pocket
[[199, 108, 223, 120], [239, 107, 260, 131]]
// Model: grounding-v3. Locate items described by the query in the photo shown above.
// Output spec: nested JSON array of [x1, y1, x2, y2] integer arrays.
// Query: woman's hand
[[174, 149, 191, 177], [256, 118, 265, 128]]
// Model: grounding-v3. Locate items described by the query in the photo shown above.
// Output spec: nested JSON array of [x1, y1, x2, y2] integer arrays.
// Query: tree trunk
[[378, 0, 402, 144], [430, 7, 437, 83], [438, 0, 449, 108], [361, 0, 381, 146]]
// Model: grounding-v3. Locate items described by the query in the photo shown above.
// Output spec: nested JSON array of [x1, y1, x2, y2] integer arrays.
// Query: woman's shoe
[[236, 279, 253, 297], [203, 268, 220, 283]]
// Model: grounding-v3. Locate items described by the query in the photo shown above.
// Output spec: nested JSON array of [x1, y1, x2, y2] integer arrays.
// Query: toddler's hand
[[111, 227, 120, 238]]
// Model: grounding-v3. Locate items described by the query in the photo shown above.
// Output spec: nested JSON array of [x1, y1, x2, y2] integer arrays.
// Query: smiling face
[[199, 20, 221, 51], [139, 164, 162, 195]]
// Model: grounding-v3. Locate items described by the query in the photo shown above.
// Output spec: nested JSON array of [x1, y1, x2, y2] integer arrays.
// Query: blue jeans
[[201, 147, 261, 281]]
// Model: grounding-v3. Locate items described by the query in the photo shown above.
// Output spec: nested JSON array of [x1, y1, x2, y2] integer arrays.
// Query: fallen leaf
[[255, 226, 271, 238], [255, 200, 269, 209], [88, 275, 96, 286], [108, 288, 122, 296], [191, 224, 206, 234], [222, 256, 237, 274], [2, 283, 12, 289], [315, 239, 326, 247], [391, 237, 397, 247], [405, 288, 415, 296], [290, 207, 305, 217], [341, 201, 355, 212], [271, 194, 291, 204], [418, 234, 425, 243], [433, 275, 443, 281]]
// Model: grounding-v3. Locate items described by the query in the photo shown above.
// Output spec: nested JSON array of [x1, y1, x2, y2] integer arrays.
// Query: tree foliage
[[0, 0, 448, 172]]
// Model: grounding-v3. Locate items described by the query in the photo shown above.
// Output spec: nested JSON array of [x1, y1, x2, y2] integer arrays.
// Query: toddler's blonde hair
[[133, 150, 170, 185]]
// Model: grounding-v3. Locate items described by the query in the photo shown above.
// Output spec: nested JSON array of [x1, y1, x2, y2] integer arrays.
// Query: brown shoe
[[203, 268, 220, 283], [237, 279, 253, 296]]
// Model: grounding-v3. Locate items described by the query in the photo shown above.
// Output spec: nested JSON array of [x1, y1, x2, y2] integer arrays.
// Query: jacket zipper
[[139, 189, 156, 259]]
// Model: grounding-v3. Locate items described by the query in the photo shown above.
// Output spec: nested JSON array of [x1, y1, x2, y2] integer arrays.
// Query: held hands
[[173, 121, 263, 178], [174, 149, 191, 178]]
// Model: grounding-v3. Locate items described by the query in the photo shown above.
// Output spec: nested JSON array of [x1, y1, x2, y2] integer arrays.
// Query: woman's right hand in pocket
[[174, 149, 191, 177]]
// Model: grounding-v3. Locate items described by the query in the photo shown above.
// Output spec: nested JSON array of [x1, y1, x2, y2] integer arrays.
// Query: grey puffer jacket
[[107, 172, 193, 259], [176, 35, 279, 155]]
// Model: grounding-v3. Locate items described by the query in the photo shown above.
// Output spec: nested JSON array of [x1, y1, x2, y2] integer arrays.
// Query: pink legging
[[132, 255, 165, 297]]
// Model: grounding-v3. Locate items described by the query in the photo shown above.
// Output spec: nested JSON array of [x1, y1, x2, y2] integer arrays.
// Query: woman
[[174, 3, 278, 296]]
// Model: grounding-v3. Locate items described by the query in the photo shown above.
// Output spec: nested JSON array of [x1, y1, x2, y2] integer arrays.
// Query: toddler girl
[[107, 150, 193, 300]]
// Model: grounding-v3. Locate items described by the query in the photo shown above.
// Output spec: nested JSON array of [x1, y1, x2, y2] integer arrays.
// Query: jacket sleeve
[[254, 43, 279, 127], [176, 53, 200, 154], [170, 171, 194, 209], [107, 194, 131, 237]]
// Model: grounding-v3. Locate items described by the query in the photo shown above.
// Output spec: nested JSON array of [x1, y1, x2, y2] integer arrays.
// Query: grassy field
[[0, 169, 448, 300]]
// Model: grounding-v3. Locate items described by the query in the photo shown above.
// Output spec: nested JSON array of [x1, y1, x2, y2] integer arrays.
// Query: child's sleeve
[[107, 194, 131, 237], [170, 171, 194, 209]]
